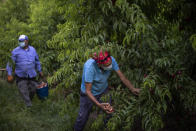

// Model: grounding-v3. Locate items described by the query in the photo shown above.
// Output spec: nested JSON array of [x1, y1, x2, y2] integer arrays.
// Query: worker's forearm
[[86, 90, 100, 107], [116, 70, 135, 90], [121, 76, 135, 91]]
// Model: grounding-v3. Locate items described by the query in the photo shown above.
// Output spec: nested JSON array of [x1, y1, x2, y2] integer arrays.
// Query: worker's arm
[[6, 51, 16, 82], [85, 82, 111, 113], [6, 51, 16, 76], [115, 69, 140, 95]]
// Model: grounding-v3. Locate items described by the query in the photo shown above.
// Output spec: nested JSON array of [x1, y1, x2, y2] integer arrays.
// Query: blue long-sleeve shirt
[[6, 46, 42, 78]]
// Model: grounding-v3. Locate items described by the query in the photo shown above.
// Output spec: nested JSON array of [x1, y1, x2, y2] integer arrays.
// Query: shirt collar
[[20, 46, 30, 51]]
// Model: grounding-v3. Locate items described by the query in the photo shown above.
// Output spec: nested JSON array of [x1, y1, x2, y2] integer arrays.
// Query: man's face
[[102, 59, 112, 67], [99, 59, 112, 71], [19, 40, 28, 48]]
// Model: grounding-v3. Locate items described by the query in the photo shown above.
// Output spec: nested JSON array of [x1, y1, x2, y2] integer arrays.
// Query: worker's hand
[[105, 104, 114, 114], [99, 103, 114, 114], [99, 103, 109, 110], [108, 85, 114, 90], [7, 75, 13, 83], [131, 88, 140, 96], [39, 72, 44, 78]]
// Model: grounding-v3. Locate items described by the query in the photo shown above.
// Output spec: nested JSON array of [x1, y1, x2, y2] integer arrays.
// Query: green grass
[[0, 79, 79, 131], [0, 79, 112, 131]]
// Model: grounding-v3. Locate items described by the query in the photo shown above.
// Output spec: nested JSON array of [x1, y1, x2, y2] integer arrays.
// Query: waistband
[[15, 75, 36, 80]]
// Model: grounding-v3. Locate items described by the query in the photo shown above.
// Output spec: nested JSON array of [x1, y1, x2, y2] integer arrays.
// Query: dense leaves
[[0, 0, 196, 130]]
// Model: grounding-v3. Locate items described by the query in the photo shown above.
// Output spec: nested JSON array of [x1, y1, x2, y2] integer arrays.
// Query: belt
[[80, 91, 87, 97], [16, 75, 36, 80], [15, 75, 37, 83]]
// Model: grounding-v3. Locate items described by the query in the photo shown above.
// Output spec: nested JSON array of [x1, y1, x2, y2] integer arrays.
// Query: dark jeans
[[74, 89, 112, 131]]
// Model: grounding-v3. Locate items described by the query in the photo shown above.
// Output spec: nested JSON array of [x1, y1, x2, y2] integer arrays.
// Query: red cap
[[93, 51, 111, 64]]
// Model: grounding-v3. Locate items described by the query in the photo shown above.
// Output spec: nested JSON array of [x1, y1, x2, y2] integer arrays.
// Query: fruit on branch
[[149, 88, 154, 95], [144, 74, 148, 78], [177, 70, 182, 75], [172, 74, 176, 78], [111, 0, 116, 6]]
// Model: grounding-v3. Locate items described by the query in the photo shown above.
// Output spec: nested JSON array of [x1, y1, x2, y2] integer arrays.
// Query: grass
[[0, 77, 121, 131], [0, 75, 108, 131], [0, 79, 79, 131]]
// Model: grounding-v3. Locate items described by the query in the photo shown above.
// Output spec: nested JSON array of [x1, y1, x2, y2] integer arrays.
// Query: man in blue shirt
[[74, 50, 140, 131], [6, 35, 43, 107]]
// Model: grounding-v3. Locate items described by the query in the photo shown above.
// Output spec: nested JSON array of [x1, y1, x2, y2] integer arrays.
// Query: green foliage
[[0, 0, 30, 67], [28, 0, 66, 75], [0, 0, 196, 130], [190, 34, 196, 51]]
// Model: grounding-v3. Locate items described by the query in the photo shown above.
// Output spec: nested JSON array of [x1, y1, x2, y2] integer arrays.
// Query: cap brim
[[19, 39, 25, 42]]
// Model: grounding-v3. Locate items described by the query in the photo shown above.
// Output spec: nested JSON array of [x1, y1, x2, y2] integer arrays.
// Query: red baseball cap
[[93, 51, 111, 65]]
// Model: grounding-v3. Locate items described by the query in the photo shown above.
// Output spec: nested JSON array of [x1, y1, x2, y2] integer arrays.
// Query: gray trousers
[[16, 77, 38, 107]]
